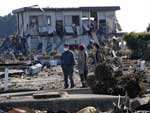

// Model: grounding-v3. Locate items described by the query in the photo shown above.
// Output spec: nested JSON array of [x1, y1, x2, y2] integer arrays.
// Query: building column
[[97, 12, 99, 30], [42, 37, 47, 53], [88, 11, 91, 27], [80, 11, 83, 34], [4, 66, 8, 91], [27, 35, 31, 53], [17, 14, 20, 35]]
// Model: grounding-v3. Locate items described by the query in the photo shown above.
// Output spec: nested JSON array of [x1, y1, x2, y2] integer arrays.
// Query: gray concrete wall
[[30, 36, 53, 53], [0, 94, 127, 112]]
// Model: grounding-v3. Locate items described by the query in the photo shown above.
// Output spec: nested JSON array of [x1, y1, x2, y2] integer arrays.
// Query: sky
[[0, 0, 150, 32]]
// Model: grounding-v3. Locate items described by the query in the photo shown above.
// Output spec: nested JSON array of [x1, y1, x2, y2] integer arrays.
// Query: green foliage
[[43, 52, 49, 57], [0, 13, 17, 38], [50, 51, 60, 56], [124, 32, 148, 50], [124, 32, 150, 59]]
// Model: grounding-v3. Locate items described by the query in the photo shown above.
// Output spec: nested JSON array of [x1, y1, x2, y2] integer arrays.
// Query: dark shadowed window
[[72, 16, 80, 26], [99, 19, 106, 34], [29, 16, 38, 27]]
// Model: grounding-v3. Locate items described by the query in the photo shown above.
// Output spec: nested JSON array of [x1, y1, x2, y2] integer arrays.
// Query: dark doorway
[[37, 42, 42, 53], [56, 20, 63, 37], [29, 16, 38, 27], [90, 10, 98, 29], [99, 19, 107, 34], [72, 16, 80, 26]]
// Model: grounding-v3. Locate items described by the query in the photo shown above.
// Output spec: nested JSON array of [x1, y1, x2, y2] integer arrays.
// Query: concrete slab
[[0, 88, 92, 97], [0, 94, 128, 112]]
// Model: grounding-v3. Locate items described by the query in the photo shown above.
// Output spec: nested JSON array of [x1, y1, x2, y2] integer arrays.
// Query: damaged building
[[12, 6, 120, 53]]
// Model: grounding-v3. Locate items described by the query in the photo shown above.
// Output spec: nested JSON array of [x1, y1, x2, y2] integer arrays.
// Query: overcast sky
[[0, 0, 150, 32]]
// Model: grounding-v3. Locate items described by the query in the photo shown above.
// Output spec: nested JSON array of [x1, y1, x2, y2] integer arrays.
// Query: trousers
[[62, 67, 74, 88]]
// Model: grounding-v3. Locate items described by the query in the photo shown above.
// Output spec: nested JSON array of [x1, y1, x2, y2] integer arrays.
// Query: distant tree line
[[0, 14, 17, 38]]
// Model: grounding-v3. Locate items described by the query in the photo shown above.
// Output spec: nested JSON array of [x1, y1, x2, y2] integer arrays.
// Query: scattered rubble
[[0, 37, 150, 112], [86, 38, 149, 99], [0, 66, 82, 92]]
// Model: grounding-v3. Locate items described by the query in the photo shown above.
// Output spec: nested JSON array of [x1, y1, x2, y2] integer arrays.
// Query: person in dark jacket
[[61, 44, 75, 88]]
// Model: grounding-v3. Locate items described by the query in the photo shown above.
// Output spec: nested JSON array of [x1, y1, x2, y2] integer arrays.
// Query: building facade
[[13, 6, 120, 53]]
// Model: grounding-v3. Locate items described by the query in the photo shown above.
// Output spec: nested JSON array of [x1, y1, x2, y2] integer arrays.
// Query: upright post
[[4, 66, 9, 91]]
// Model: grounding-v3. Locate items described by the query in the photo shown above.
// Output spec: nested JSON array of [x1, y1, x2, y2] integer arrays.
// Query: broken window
[[56, 20, 63, 36], [29, 16, 38, 27], [99, 19, 107, 34], [64, 26, 74, 34], [90, 11, 98, 30], [47, 16, 51, 26], [38, 15, 47, 27], [90, 11, 97, 22], [64, 16, 72, 26], [64, 15, 80, 26], [64, 15, 80, 35], [72, 16, 80, 26]]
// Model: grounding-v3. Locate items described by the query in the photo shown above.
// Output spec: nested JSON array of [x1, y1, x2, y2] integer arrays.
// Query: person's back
[[94, 43, 104, 64], [61, 50, 75, 67]]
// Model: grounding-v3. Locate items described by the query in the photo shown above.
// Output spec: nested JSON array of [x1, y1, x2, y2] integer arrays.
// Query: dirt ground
[[0, 66, 82, 91]]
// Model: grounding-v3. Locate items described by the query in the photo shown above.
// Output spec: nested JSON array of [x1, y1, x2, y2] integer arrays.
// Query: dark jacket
[[95, 49, 104, 63], [61, 50, 75, 69]]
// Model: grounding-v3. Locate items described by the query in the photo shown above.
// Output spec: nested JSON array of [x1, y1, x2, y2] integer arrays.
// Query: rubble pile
[[87, 38, 149, 99], [142, 43, 150, 61], [86, 38, 150, 112], [0, 35, 26, 55], [87, 63, 117, 95]]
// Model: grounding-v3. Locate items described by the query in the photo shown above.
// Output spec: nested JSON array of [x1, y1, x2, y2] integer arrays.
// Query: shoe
[[70, 85, 75, 88], [80, 81, 88, 88], [80, 85, 87, 88], [64, 87, 68, 89], [64, 85, 68, 89]]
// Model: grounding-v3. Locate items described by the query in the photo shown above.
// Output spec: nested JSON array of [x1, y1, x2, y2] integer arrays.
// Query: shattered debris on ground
[[0, 38, 150, 112], [0, 66, 82, 91]]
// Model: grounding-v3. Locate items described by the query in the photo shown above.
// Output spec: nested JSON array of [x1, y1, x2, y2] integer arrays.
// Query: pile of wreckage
[[87, 37, 150, 112]]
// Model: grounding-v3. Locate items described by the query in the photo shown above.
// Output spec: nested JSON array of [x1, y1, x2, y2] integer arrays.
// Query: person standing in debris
[[61, 44, 75, 89], [78, 44, 88, 88], [93, 43, 104, 64], [87, 40, 95, 65]]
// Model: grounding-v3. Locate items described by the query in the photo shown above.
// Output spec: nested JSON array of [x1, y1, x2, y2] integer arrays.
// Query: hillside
[[0, 14, 17, 38]]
